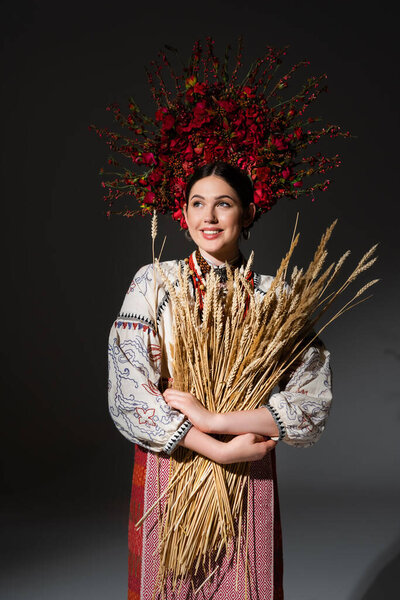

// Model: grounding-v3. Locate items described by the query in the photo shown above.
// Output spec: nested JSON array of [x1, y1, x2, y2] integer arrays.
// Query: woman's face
[[183, 175, 255, 264]]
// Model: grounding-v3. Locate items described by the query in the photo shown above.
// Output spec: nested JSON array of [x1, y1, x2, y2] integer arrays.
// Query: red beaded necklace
[[186, 250, 254, 310]]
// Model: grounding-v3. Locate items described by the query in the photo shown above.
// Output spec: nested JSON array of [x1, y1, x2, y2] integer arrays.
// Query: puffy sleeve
[[107, 264, 192, 454], [265, 340, 333, 447]]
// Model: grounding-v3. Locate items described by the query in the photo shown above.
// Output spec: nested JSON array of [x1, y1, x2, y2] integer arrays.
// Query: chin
[[198, 240, 226, 253], [192, 231, 239, 257]]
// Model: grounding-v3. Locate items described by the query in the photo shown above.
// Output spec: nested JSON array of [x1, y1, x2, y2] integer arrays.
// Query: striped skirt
[[128, 447, 283, 600]]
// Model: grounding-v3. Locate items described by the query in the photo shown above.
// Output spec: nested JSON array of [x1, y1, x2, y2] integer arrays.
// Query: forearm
[[177, 426, 277, 465], [177, 426, 225, 462], [211, 408, 279, 438], [163, 389, 279, 440]]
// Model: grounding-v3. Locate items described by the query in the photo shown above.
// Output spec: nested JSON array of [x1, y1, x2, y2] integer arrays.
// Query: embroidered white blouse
[[108, 252, 333, 454]]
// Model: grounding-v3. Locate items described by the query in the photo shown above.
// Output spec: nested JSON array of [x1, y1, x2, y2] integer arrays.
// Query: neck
[[198, 247, 241, 267]]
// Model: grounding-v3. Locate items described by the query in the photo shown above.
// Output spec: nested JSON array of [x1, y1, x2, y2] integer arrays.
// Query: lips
[[201, 229, 223, 239]]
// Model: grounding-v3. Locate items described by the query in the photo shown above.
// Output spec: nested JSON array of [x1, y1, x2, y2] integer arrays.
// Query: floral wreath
[[92, 38, 350, 229]]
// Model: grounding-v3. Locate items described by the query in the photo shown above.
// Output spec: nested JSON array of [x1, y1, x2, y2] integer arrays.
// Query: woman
[[108, 162, 332, 600]]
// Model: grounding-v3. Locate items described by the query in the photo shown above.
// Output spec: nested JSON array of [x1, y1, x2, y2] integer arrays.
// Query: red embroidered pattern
[[128, 446, 147, 600], [130, 449, 283, 599], [187, 252, 254, 310], [134, 407, 156, 426]]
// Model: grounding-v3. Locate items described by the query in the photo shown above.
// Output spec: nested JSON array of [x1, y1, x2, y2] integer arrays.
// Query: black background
[[1, 1, 399, 598]]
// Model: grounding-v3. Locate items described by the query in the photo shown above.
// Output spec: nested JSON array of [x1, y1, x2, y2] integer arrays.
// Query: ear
[[183, 203, 188, 221], [243, 202, 256, 228]]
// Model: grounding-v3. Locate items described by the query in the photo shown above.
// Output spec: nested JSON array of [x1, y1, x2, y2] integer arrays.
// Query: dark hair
[[185, 162, 254, 209]]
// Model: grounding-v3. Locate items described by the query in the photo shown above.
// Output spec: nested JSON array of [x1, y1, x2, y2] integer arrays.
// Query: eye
[[218, 201, 231, 207], [191, 200, 203, 207]]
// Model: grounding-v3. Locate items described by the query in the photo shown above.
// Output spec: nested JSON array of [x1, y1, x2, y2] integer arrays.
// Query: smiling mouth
[[201, 229, 223, 238]]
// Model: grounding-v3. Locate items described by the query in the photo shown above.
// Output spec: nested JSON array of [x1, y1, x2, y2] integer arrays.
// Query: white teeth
[[203, 231, 220, 234]]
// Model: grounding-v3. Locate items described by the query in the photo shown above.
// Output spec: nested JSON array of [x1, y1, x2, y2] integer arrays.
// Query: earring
[[184, 230, 192, 241], [242, 227, 251, 240]]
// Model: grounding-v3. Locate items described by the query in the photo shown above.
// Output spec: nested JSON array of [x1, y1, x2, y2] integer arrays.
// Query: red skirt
[[128, 447, 283, 600]]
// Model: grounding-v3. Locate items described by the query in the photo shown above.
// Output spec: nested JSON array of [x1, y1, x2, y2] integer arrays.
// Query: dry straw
[[138, 220, 378, 596]]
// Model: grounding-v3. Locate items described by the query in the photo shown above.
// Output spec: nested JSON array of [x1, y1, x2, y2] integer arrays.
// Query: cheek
[[184, 207, 194, 229], [185, 211, 199, 230], [225, 210, 244, 230]]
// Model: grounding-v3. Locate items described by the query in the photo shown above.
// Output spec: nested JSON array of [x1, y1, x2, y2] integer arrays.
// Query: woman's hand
[[178, 428, 277, 464], [163, 389, 216, 433], [219, 433, 277, 464]]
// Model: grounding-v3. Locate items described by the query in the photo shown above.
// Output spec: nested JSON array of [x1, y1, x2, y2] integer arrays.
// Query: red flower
[[293, 180, 303, 188], [182, 161, 192, 175], [172, 205, 188, 229], [217, 99, 237, 113], [155, 107, 168, 121], [173, 206, 182, 221], [256, 166, 271, 181], [273, 136, 288, 151], [141, 152, 156, 165], [148, 169, 162, 185], [156, 108, 175, 131], [241, 86, 256, 98], [204, 146, 218, 162], [237, 157, 250, 171], [245, 105, 259, 119], [253, 181, 273, 208], [162, 114, 175, 131], [294, 127, 302, 140], [144, 191, 155, 203], [282, 167, 291, 179], [175, 178, 186, 192], [185, 88, 195, 103], [194, 82, 207, 95], [184, 143, 194, 160], [233, 115, 245, 128], [193, 101, 207, 116], [190, 101, 212, 128]]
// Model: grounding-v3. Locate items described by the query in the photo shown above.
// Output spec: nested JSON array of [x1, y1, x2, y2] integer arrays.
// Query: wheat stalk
[[141, 221, 378, 594]]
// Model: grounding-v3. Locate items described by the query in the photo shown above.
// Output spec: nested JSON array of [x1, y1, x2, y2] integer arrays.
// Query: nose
[[203, 205, 218, 223]]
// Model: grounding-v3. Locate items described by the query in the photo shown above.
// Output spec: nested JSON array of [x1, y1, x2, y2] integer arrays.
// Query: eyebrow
[[189, 194, 235, 201]]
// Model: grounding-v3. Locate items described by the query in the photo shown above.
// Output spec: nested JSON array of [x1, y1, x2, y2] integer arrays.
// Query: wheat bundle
[[136, 220, 378, 593]]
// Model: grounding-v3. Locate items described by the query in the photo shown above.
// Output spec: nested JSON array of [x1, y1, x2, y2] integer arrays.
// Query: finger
[[252, 439, 276, 452], [164, 389, 187, 399], [172, 390, 195, 400], [163, 392, 177, 405], [170, 390, 198, 402], [165, 388, 185, 395], [263, 439, 277, 452], [164, 394, 186, 407], [163, 389, 181, 401], [164, 394, 180, 406], [165, 398, 182, 411]]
